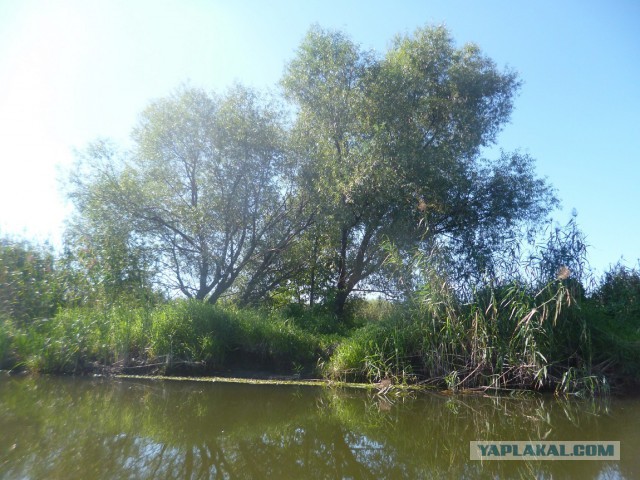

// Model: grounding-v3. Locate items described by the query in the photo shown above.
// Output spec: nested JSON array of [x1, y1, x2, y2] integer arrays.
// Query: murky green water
[[0, 375, 638, 479]]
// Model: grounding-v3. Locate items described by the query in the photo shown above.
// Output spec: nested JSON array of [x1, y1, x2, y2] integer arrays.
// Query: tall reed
[[325, 253, 611, 395]]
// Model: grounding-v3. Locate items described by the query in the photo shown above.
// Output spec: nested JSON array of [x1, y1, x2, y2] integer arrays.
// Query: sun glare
[[0, 2, 88, 241]]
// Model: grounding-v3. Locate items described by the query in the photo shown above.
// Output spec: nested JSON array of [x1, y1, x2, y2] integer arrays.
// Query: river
[[0, 374, 638, 479]]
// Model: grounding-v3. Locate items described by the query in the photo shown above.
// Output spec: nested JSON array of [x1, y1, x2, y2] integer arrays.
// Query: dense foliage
[[65, 25, 556, 314], [1, 230, 639, 394], [281, 26, 555, 313], [1, 25, 638, 395], [0, 237, 62, 324]]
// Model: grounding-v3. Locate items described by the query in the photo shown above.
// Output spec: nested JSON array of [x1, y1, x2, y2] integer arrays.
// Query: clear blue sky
[[0, 0, 638, 276]]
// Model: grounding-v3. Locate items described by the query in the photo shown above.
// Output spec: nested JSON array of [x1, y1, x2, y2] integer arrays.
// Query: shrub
[[280, 303, 346, 335], [0, 237, 63, 324], [148, 301, 232, 367], [325, 314, 423, 383], [594, 263, 640, 321], [231, 307, 325, 370]]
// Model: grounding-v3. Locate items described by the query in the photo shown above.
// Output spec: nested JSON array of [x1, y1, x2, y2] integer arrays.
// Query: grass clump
[[6, 306, 149, 373], [148, 301, 231, 368], [324, 314, 421, 384], [230, 307, 326, 371]]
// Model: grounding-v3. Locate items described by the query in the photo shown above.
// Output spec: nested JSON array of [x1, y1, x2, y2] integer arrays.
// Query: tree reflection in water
[[0, 375, 636, 479]]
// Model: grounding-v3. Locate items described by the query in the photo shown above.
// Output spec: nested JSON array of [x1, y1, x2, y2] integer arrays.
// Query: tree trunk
[[334, 288, 349, 317], [334, 225, 350, 317], [309, 235, 319, 307]]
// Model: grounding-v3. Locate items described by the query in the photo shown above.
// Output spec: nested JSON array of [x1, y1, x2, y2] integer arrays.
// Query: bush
[[280, 303, 346, 335], [594, 263, 640, 322], [325, 314, 423, 383], [0, 237, 63, 324], [145, 301, 327, 373], [325, 275, 612, 394], [230, 307, 326, 371], [148, 301, 233, 367]]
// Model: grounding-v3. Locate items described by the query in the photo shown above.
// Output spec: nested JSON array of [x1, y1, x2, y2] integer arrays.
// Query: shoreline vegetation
[[1, 253, 639, 397], [1, 25, 639, 397]]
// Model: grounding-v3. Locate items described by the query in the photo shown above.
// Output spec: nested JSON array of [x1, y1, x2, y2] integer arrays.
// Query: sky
[[0, 0, 638, 276]]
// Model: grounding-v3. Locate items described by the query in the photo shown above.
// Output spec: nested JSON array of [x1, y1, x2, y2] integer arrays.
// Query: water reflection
[[0, 375, 637, 479]]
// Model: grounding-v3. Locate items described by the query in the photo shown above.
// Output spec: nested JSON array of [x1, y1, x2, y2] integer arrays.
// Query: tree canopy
[[69, 85, 310, 304], [281, 25, 556, 313], [67, 25, 557, 316]]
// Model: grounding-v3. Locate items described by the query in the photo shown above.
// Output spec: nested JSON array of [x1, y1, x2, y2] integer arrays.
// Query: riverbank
[[2, 266, 640, 397], [1, 296, 638, 397], [0, 371, 505, 398], [3, 230, 640, 397]]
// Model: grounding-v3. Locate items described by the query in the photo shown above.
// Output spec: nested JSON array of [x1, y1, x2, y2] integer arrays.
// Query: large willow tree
[[282, 25, 556, 314]]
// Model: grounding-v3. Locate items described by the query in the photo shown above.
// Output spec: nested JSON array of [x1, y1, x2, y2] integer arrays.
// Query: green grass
[[2, 300, 331, 376], [324, 315, 422, 383]]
